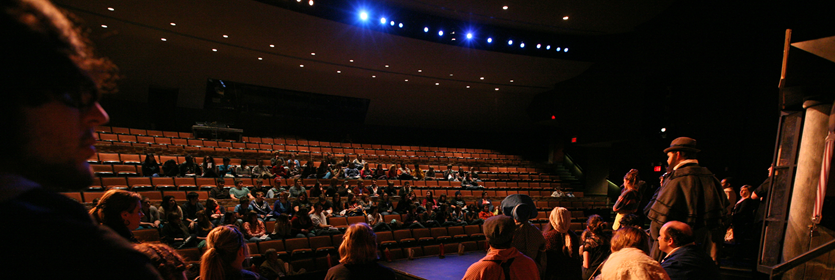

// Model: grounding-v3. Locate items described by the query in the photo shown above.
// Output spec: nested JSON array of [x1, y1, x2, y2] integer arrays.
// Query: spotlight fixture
[[480, 77, 485, 80], [222, 34, 229, 38], [311, 53, 315, 55], [349, 59, 354, 62], [564, 48, 569, 52], [487, 37, 493, 43], [424, 27, 429, 32], [399, 23, 403, 28], [451, 38, 456, 41], [308, 0, 313, 6], [212, 48, 217, 52], [418, 69, 422, 72], [507, 40, 513, 45], [563, 16, 569, 20], [510, 79, 514, 83], [435, 83, 440, 85], [520, 42, 525, 48], [438, 30, 444, 36], [170, 22, 176, 26], [101, 25, 107, 28], [359, 11, 368, 21], [466, 86, 470, 88], [337, 70, 341, 73], [300, 64, 304, 67], [160, 38, 167, 41], [502, 6, 508, 10], [385, 64, 390, 68], [405, 79, 409, 82], [258, 57, 263, 60], [661, 128, 666, 132], [390, 21, 395, 26], [372, 75, 376, 78], [107, 7, 115, 11], [449, 74, 453, 76], [466, 33, 473, 39], [556, 47, 561, 51], [495, 88, 500, 91], [296, 0, 301, 2], [546, 45, 551, 50], [536, 44, 541, 49], [380, 17, 386, 24]]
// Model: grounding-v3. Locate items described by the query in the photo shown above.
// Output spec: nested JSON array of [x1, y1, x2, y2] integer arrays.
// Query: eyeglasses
[[56, 90, 99, 111]]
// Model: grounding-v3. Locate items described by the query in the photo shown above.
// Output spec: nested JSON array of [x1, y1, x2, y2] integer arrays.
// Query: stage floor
[[380, 252, 486, 280]]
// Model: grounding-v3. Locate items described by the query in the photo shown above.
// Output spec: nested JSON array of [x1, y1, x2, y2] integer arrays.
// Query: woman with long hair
[[199, 225, 268, 280], [160, 195, 183, 223], [325, 223, 396, 280], [205, 198, 225, 226], [543, 207, 582, 280], [374, 163, 386, 179], [613, 169, 643, 230], [386, 165, 398, 179], [243, 211, 270, 242], [142, 153, 160, 177], [202, 156, 218, 178], [580, 215, 611, 280], [193, 209, 215, 248], [89, 189, 143, 242]]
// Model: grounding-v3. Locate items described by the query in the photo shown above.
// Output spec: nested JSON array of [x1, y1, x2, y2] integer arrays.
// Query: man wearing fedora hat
[[646, 137, 729, 263]]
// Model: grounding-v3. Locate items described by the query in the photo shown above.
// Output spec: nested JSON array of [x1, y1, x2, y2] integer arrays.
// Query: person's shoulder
[[241, 269, 268, 280]]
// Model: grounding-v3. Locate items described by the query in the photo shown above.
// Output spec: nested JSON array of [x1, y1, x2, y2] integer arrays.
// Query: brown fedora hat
[[663, 137, 701, 153]]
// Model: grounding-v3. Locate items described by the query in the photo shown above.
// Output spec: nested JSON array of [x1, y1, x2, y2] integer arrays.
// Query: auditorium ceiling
[[53, 0, 674, 132]]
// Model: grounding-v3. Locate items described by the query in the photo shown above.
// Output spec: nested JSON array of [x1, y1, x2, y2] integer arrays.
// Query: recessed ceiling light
[[337, 71, 341, 73], [480, 77, 485, 80], [536, 44, 541, 49], [435, 83, 440, 85], [451, 38, 456, 41], [438, 30, 444, 36], [257, 57, 263, 60], [418, 70, 422, 72], [424, 27, 429, 33], [308, 0, 314, 6], [502, 6, 508, 10], [296, 0, 301, 2], [385, 65, 389, 68], [399, 23, 404, 28], [212, 48, 217, 52], [222, 35, 228, 38], [520, 42, 525, 48], [107, 7, 115, 11], [349, 59, 354, 63], [556, 47, 561, 51], [546, 45, 551, 50], [508, 40, 513, 45], [269, 44, 275, 48], [405, 79, 409, 82], [160, 38, 167, 41], [495, 88, 500, 91], [563, 16, 569, 20], [564, 48, 569, 52], [300, 64, 304, 67], [311, 53, 316, 56], [390, 21, 395, 26], [170, 22, 176, 26], [449, 74, 453, 76], [466, 86, 470, 88], [372, 75, 376, 78], [101, 25, 107, 28], [360, 12, 368, 21], [510, 79, 514, 83], [380, 17, 386, 24]]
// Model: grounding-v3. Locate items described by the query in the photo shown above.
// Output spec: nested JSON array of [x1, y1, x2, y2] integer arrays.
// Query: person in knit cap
[[462, 215, 540, 280], [501, 194, 547, 276]]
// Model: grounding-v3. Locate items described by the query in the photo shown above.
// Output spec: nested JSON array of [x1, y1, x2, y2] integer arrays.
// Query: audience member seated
[[447, 205, 468, 226], [367, 180, 382, 196], [288, 179, 306, 198], [393, 196, 411, 215], [302, 160, 317, 179], [272, 192, 293, 217], [291, 209, 316, 238], [310, 203, 340, 235], [462, 216, 539, 280], [402, 207, 425, 229], [293, 192, 312, 213], [386, 165, 398, 179], [260, 248, 305, 279], [580, 215, 610, 280], [252, 162, 274, 179], [600, 226, 669, 280], [343, 194, 364, 216], [331, 194, 344, 216], [502, 194, 546, 275], [479, 204, 494, 220], [420, 202, 442, 227], [732, 185, 759, 247], [543, 207, 581, 280], [286, 161, 301, 179], [270, 153, 283, 167], [397, 163, 414, 180], [477, 191, 492, 212], [250, 178, 267, 197], [250, 192, 272, 221], [287, 153, 301, 169], [373, 163, 387, 179], [361, 165, 374, 179], [133, 243, 188, 280], [551, 187, 566, 198], [345, 163, 361, 179], [658, 221, 720, 280], [200, 225, 268, 280], [243, 211, 271, 242], [235, 159, 253, 178], [162, 212, 194, 249], [162, 159, 180, 177], [613, 169, 642, 230], [443, 165, 458, 181], [218, 157, 234, 177], [451, 191, 466, 210], [310, 182, 323, 198], [316, 194, 334, 214], [426, 167, 436, 180], [270, 214, 294, 239], [192, 209, 215, 248], [201, 156, 218, 178], [272, 161, 288, 178], [367, 207, 392, 232], [352, 180, 369, 195], [378, 193, 394, 215], [182, 191, 204, 224], [266, 180, 284, 199], [160, 195, 184, 224], [142, 153, 161, 177], [421, 190, 438, 210], [398, 180, 414, 198], [466, 203, 484, 225], [90, 190, 143, 242], [234, 197, 253, 224], [179, 155, 201, 177], [230, 179, 254, 200], [461, 173, 481, 189], [352, 155, 367, 171], [412, 164, 425, 180], [140, 196, 161, 229], [438, 194, 449, 208], [205, 198, 226, 226], [325, 223, 397, 280], [209, 178, 228, 200]]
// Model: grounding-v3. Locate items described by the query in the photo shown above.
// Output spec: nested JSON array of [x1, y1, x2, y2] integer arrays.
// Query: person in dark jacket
[[658, 221, 721, 280]]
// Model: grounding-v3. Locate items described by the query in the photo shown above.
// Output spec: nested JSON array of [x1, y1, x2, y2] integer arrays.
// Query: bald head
[[658, 221, 694, 253]]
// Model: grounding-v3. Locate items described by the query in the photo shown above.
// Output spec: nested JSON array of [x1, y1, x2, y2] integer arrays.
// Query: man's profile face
[[20, 98, 109, 190], [666, 152, 681, 167], [721, 179, 729, 188], [657, 225, 672, 253]]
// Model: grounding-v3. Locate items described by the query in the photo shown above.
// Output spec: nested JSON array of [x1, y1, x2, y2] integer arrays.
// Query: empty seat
[[284, 238, 313, 260], [91, 164, 113, 176], [309, 236, 336, 257], [112, 165, 138, 176], [329, 217, 348, 229], [152, 177, 176, 191], [128, 177, 154, 191], [136, 191, 163, 202], [101, 177, 128, 190]]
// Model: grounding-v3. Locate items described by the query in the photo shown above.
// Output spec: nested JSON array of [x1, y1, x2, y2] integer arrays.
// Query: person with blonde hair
[[200, 225, 267, 280], [89, 189, 143, 242], [543, 207, 581, 280], [133, 243, 188, 280], [599, 226, 669, 280], [325, 223, 396, 280]]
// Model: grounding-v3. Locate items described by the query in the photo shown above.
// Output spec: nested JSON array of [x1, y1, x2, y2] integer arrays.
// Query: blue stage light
[[564, 48, 569, 52], [359, 11, 368, 21], [380, 17, 386, 24], [556, 47, 561, 51], [546, 45, 551, 50], [390, 21, 395, 26], [424, 27, 429, 32], [438, 30, 444, 36], [520, 42, 525, 48], [536, 44, 541, 49], [507, 40, 513, 45], [487, 37, 492, 43], [466, 33, 473, 39], [399, 23, 403, 28]]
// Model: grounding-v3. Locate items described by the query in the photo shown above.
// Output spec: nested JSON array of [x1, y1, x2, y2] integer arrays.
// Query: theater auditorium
[[3, 0, 835, 279]]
